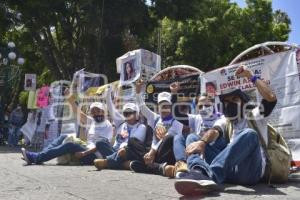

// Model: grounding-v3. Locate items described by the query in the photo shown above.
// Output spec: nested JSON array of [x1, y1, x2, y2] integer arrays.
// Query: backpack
[[225, 118, 292, 184]]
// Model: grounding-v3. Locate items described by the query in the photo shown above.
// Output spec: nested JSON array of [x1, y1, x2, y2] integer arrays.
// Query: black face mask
[[93, 115, 105, 123], [223, 102, 240, 118]]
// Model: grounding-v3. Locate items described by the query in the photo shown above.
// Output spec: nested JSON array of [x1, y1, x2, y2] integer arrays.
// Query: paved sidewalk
[[0, 146, 300, 200]]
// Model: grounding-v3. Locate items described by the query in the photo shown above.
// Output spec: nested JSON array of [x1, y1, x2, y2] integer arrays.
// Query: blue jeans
[[95, 138, 117, 158], [187, 128, 262, 185], [8, 126, 21, 146], [174, 133, 227, 163], [103, 137, 148, 169], [36, 135, 96, 165], [173, 134, 188, 161]]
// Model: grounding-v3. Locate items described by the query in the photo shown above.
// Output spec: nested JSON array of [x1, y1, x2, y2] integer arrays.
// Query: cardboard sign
[[117, 49, 161, 85]]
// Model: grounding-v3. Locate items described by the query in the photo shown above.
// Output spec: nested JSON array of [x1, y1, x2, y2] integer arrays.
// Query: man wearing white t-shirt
[[175, 65, 277, 196], [129, 79, 183, 175], [21, 93, 113, 165], [94, 86, 147, 170]]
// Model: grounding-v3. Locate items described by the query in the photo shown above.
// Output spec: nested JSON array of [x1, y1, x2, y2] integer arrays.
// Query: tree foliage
[[0, 0, 291, 81], [150, 0, 291, 70]]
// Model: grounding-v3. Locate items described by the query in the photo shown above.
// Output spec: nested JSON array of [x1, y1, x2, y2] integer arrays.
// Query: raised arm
[[235, 65, 277, 116], [106, 86, 125, 128], [65, 88, 88, 126], [135, 79, 158, 127]]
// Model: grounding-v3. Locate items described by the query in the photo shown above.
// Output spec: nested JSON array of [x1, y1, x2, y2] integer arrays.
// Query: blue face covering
[[161, 114, 173, 121]]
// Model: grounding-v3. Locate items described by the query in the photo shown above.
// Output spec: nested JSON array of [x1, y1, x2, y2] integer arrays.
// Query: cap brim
[[123, 108, 137, 113], [219, 89, 250, 103], [158, 99, 171, 104]]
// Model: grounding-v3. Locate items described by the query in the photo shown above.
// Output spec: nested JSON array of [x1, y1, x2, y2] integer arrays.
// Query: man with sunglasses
[[94, 86, 147, 170], [163, 82, 225, 178], [174, 65, 277, 195], [128, 79, 183, 175]]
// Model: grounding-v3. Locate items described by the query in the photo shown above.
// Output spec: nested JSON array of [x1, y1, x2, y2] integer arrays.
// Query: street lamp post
[[0, 41, 25, 115]]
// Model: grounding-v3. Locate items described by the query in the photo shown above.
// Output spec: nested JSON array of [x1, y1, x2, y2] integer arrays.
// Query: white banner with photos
[[201, 49, 300, 164]]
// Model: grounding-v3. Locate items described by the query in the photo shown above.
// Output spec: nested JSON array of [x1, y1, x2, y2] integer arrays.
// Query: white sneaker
[[175, 179, 218, 196]]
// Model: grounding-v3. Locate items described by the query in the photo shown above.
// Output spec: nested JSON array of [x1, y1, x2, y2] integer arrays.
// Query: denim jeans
[[36, 135, 96, 165], [186, 128, 262, 185], [174, 133, 227, 163], [8, 126, 21, 146], [95, 138, 117, 158], [104, 137, 148, 169], [173, 134, 188, 161]]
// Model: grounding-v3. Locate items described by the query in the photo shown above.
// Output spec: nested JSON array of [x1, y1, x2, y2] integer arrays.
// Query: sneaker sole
[[174, 179, 218, 196], [21, 148, 31, 165]]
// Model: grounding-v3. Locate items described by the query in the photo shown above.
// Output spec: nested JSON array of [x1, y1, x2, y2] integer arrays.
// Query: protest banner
[[36, 85, 50, 108], [201, 46, 300, 165], [116, 49, 161, 85], [145, 65, 203, 104], [27, 90, 38, 109], [24, 74, 36, 91]]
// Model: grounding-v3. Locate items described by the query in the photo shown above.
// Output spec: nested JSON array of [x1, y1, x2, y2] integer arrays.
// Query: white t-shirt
[[213, 107, 268, 177], [86, 117, 113, 158], [137, 94, 183, 150], [188, 113, 223, 137], [113, 122, 147, 150], [106, 87, 147, 150]]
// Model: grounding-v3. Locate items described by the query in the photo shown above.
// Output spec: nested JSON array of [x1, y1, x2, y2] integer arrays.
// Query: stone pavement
[[1, 146, 300, 200]]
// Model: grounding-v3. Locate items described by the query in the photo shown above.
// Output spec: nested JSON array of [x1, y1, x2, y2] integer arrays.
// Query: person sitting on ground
[[94, 85, 147, 170], [129, 79, 183, 175], [174, 65, 277, 196], [163, 82, 224, 178], [21, 88, 113, 165]]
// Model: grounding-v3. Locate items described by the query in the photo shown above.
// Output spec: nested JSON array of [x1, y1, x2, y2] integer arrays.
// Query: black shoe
[[148, 162, 167, 175], [174, 170, 218, 196], [130, 160, 148, 173], [130, 161, 166, 175]]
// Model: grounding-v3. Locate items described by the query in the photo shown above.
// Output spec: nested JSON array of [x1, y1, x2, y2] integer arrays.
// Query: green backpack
[[225, 118, 292, 184]]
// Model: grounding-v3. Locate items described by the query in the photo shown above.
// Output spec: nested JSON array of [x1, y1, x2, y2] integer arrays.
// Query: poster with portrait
[[116, 49, 161, 85], [24, 74, 36, 91], [140, 49, 161, 81], [201, 49, 300, 164]]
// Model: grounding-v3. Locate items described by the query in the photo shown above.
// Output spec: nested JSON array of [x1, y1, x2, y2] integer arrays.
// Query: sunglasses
[[123, 111, 136, 117], [198, 104, 212, 109]]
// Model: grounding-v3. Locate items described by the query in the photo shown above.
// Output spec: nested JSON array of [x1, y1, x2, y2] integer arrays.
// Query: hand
[[155, 125, 167, 140], [235, 65, 253, 79], [170, 82, 180, 93], [135, 79, 144, 94], [144, 150, 155, 165], [186, 141, 206, 156], [117, 148, 126, 158], [120, 131, 129, 139], [64, 88, 70, 96], [74, 151, 85, 159]]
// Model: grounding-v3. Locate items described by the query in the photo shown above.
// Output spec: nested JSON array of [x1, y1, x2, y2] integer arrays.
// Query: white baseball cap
[[90, 102, 105, 111], [157, 92, 172, 104], [122, 103, 139, 113]]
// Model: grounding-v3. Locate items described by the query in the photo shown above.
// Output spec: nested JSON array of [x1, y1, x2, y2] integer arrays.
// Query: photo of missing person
[[123, 60, 136, 81], [205, 81, 217, 97], [26, 79, 32, 88], [141, 49, 157, 68], [24, 74, 36, 90]]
